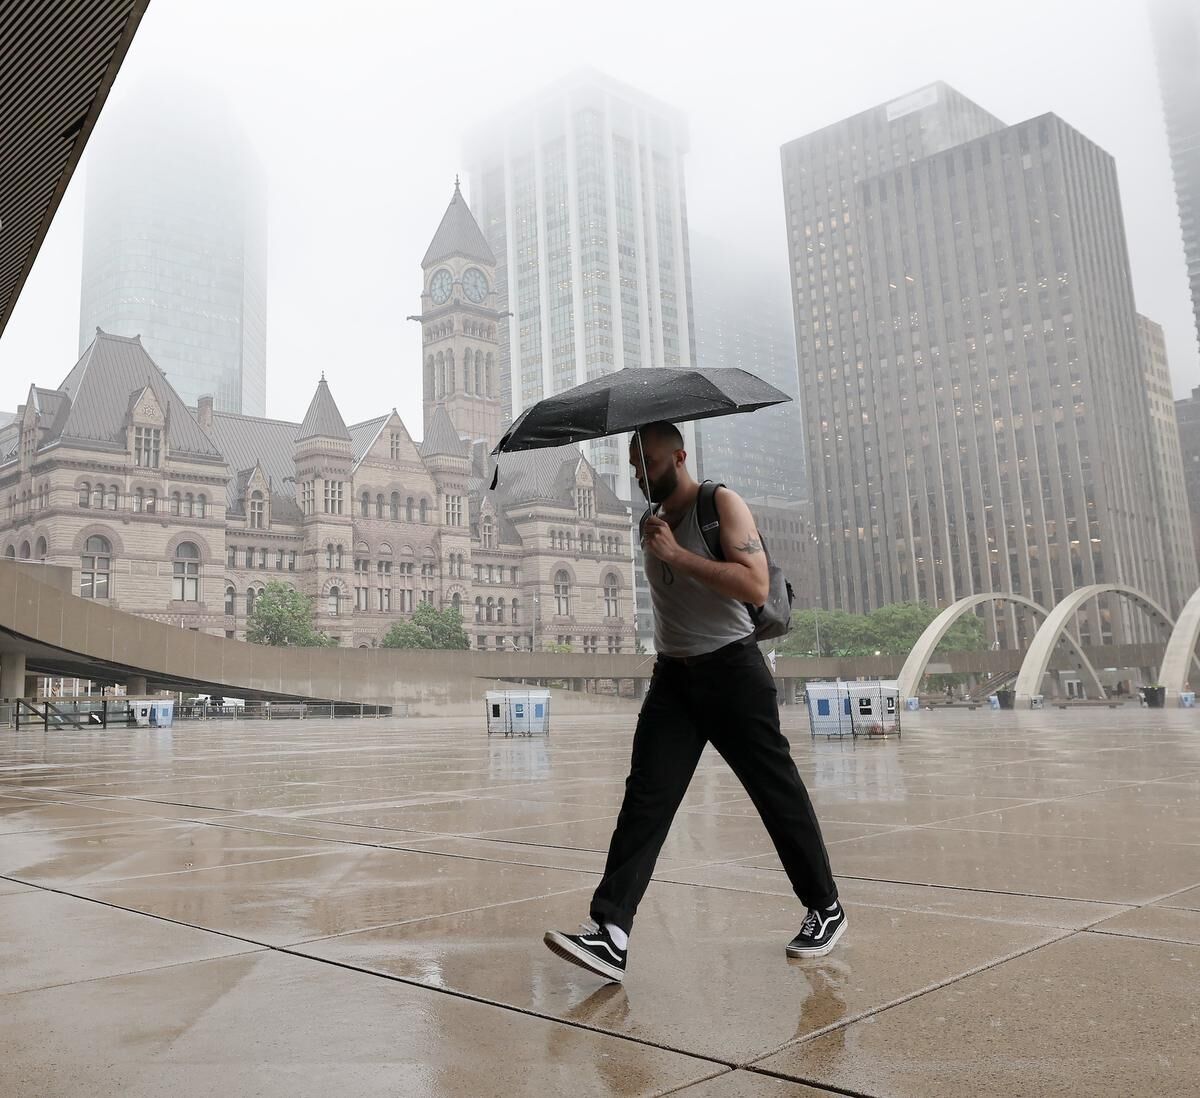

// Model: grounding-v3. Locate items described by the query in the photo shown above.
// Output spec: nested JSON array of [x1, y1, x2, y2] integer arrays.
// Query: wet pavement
[[1, 707, 1197, 1096]]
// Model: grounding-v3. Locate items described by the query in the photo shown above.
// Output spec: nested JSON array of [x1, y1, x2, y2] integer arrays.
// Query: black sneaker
[[786, 903, 847, 958], [544, 919, 627, 982]]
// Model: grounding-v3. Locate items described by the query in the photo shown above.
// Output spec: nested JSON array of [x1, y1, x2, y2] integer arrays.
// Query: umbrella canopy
[[492, 367, 791, 455]]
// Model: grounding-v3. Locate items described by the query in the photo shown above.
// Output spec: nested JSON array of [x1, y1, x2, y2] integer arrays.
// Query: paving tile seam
[[833, 871, 1144, 907], [288, 880, 600, 946], [735, 1065, 875, 1098], [914, 821, 1200, 848], [42, 849, 352, 889], [1, 945, 268, 1001], [382, 841, 606, 875], [746, 928, 1080, 1066], [653, 875, 1133, 930], [268, 941, 742, 1069], [194, 815, 442, 850], [1083, 926, 1200, 947], [0, 875, 278, 950], [654, 1068, 739, 1097]]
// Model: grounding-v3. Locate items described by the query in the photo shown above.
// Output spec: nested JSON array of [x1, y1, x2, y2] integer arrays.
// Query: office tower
[[465, 70, 696, 650], [464, 69, 696, 487], [79, 79, 267, 415], [1174, 385, 1200, 572], [1150, 0, 1200, 359], [691, 235, 806, 501], [783, 84, 1175, 644], [1138, 314, 1197, 612]]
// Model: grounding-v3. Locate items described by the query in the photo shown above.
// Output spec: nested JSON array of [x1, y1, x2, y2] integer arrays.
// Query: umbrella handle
[[634, 430, 657, 519]]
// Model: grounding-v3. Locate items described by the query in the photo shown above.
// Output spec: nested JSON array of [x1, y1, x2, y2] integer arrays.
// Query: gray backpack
[[696, 481, 794, 641]]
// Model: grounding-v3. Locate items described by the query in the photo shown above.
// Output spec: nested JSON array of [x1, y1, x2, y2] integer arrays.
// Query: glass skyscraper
[[79, 81, 267, 415], [465, 70, 697, 650], [1150, 0, 1200, 362]]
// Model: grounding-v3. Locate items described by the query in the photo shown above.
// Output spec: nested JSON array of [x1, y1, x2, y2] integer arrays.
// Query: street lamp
[[531, 595, 540, 653]]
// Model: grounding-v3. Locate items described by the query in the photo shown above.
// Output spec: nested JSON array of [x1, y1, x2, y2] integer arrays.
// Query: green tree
[[544, 641, 574, 654], [246, 581, 337, 647], [780, 602, 986, 659], [380, 603, 469, 650]]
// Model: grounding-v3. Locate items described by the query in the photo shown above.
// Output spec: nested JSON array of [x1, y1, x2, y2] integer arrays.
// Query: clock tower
[[417, 178, 502, 450]]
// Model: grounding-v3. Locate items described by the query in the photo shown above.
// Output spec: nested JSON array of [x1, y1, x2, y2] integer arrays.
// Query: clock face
[[430, 268, 453, 305], [462, 267, 488, 304]]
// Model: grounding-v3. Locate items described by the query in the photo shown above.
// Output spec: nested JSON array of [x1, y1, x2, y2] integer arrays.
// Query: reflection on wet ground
[[1, 708, 1197, 1095]]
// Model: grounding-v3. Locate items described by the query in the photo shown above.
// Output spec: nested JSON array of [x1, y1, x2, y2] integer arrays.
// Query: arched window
[[486, 352, 495, 396], [249, 491, 264, 528], [92, 485, 104, 510], [482, 516, 495, 549], [173, 542, 201, 601], [475, 349, 483, 395], [81, 535, 112, 598], [246, 587, 257, 615], [511, 598, 520, 624], [475, 596, 482, 622], [451, 592, 462, 614], [390, 492, 400, 520], [146, 490, 157, 514], [447, 349, 456, 391], [554, 570, 571, 616], [360, 491, 370, 517], [327, 585, 341, 616], [35, 536, 47, 561], [565, 531, 573, 552], [419, 498, 427, 523], [106, 485, 119, 510], [604, 573, 619, 617], [435, 351, 445, 397], [225, 585, 236, 615], [78, 483, 90, 507], [486, 596, 495, 623], [464, 353, 474, 393], [497, 597, 506, 624], [336, 544, 344, 570], [170, 492, 181, 516], [197, 494, 207, 518], [19, 540, 30, 560], [405, 496, 414, 522], [376, 493, 384, 519], [326, 544, 334, 570], [3, 545, 14, 558]]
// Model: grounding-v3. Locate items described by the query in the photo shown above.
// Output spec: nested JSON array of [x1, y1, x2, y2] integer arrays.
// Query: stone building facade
[[0, 188, 637, 653]]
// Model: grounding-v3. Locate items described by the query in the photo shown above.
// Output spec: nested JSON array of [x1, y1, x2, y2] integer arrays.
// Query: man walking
[[544, 422, 845, 983]]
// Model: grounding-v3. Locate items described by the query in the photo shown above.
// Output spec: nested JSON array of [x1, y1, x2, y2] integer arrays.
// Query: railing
[[2, 699, 399, 727]]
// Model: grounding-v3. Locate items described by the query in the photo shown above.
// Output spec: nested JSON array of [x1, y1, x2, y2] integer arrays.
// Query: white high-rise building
[[465, 70, 697, 648]]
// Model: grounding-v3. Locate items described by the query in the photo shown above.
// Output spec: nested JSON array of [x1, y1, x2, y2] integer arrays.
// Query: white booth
[[806, 680, 901, 738], [132, 699, 175, 728], [485, 690, 551, 737]]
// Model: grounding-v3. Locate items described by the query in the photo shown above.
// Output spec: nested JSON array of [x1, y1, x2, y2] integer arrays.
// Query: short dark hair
[[634, 421, 684, 450]]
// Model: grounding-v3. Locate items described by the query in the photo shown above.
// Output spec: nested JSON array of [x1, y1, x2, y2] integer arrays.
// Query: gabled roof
[[349, 415, 388, 468], [421, 180, 495, 268], [296, 376, 351, 442], [207, 410, 301, 508], [52, 330, 223, 458], [484, 444, 628, 516], [420, 404, 470, 458]]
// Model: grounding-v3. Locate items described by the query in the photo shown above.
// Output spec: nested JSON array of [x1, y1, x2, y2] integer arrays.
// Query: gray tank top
[[645, 499, 754, 657]]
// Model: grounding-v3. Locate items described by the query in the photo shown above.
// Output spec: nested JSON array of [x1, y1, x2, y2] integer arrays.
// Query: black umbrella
[[489, 367, 791, 501]]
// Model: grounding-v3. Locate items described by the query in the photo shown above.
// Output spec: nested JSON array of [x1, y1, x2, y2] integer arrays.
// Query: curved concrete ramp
[[0, 563, 654, 710]]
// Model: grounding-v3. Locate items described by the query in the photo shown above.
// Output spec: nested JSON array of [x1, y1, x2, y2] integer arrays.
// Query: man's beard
[[641, 465, 678, 504]]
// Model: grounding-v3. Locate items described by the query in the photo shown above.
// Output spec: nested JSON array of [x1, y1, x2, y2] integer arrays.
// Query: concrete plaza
[[0, 706, 1197, 1096]]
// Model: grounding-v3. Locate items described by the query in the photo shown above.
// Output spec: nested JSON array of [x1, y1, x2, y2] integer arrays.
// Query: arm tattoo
[[737, 538, 763, 555]]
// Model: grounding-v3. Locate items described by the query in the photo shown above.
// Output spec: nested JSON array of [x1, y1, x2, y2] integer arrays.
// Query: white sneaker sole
[[785, 916, 848, 958], [544, 931, 625, 983]]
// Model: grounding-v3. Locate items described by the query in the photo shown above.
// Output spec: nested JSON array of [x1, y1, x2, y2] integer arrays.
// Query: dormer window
[[134, 426, 161, 468], [249, 491, 265, 529], [576, 487, 594, 519]]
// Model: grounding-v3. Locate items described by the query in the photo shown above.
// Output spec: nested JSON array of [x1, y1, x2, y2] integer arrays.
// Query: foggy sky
[[1, 0, 1194, 434]]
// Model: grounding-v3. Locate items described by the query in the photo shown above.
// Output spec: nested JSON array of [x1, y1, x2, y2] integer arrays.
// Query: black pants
[[590, 636, 838, 934]]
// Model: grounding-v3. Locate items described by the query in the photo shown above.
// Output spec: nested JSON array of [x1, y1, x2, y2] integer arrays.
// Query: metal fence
[[2, 699, 399, 728]]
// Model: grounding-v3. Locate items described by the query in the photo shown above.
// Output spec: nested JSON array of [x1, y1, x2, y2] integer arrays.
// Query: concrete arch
[[896, 593, 1102, 700], [1158, 586, 1200, 699], [1014, 584, 1175, 705]]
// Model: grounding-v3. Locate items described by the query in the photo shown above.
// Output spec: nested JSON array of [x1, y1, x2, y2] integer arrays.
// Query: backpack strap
[[696, 480, 725, 560]]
